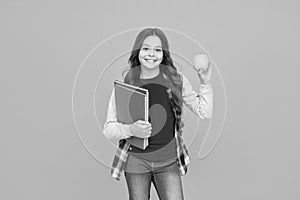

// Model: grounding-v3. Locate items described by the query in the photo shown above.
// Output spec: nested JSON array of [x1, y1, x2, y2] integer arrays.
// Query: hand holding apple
[[193, 54, 212, 84]]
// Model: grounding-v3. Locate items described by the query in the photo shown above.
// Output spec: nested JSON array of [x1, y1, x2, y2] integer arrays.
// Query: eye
[[156, 49, 162, 52], [142, 47, 149, 50]]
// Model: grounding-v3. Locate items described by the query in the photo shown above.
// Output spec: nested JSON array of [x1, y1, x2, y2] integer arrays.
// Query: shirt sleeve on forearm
[[103, 88, 134, 141], [181, 74, 213, 119]]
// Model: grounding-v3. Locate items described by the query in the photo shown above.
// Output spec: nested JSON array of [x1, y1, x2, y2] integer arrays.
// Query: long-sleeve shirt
[[103, 72, 213, 181]]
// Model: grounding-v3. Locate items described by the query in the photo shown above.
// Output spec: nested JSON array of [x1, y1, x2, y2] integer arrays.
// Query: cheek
[[138, 54, 145, 63], [139, 50, 147, 58], [157, 52, 163, 61]]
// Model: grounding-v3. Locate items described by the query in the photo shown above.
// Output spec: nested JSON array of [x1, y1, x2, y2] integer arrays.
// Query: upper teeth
[[145, 59, 156, 62]]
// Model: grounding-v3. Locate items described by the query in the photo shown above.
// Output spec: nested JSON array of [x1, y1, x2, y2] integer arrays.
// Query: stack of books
[[114, 80, 149, 150]]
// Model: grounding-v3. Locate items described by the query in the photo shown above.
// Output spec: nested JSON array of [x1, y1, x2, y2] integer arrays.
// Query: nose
[[149, 50, 154, 57], [148, 49, 155, 57]]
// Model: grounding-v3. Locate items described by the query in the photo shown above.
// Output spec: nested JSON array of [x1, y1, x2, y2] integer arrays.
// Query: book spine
[[145, 90, 149, 122], [144, 91, 149, 148]]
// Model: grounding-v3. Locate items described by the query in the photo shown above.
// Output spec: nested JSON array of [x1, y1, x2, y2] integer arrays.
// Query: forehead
[[142, 35, 162, 47]]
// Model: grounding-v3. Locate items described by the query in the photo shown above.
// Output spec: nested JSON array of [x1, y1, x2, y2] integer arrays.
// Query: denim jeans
[[124, 154, 184, 200]]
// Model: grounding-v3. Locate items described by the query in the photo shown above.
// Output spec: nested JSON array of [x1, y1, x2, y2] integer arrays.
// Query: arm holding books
[[103, 88, 133, 141], [103, 88, 152, 142]]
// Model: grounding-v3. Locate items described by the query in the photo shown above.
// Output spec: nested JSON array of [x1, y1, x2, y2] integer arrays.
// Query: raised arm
[[181, 74, 213, 119]]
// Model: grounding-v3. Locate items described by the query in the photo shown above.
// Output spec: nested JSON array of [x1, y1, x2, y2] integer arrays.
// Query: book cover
[[114, 80, 149, 150]]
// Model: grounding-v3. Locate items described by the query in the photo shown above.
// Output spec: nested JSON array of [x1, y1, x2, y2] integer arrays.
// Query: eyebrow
[[142, 44, 162, 48]]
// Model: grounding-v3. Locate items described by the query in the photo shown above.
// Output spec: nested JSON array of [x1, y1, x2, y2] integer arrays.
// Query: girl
[[103, 27, 213, 200]]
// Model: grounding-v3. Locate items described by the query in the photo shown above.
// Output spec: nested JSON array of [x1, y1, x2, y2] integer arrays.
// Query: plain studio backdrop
[[1, 0, 299, 200]]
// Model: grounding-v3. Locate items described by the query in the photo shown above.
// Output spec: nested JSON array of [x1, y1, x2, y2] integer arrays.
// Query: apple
[[193, 54, 209, 71]]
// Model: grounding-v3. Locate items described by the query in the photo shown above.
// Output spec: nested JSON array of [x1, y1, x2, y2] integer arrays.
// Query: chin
[[141, 64, 160, 70]]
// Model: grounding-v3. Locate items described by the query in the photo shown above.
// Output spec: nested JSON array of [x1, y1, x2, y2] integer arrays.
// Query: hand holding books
[[129, 120, 152, 138]]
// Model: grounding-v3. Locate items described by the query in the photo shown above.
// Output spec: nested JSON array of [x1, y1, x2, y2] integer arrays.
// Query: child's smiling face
[[139, 35, 163, 71]]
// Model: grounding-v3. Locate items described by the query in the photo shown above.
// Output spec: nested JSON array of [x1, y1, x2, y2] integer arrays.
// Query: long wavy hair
[[123, 27, 184, 133]]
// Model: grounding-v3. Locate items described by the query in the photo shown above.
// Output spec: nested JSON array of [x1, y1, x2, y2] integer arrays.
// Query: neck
[[140, 66, 160, 79]]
